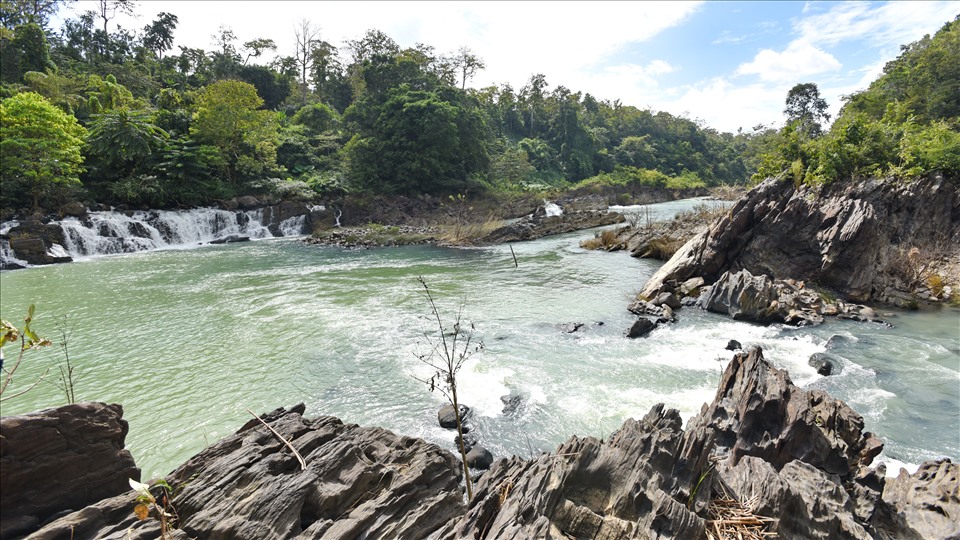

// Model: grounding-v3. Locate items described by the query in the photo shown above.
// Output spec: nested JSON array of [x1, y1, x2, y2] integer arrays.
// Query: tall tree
[[453, 46, 484, 90], [88, 0, 136, 35], [0, 92, 86, 209], [141, 11, 177, 59], [293, 19, 318, 105], [784, 82, 830, 138], [0, 0, 67, 29], [242, 37, 276, 65]]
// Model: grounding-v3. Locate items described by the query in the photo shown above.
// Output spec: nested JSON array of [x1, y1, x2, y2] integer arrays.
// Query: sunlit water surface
[[1, 199, 957, 480]]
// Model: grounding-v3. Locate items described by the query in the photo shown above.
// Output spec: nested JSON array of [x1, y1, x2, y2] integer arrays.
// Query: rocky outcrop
[[883, 459, 960, 539], [479, 207, 625, 244], [641, 175, 960, 306], [29, 404, 465, 539], [3, 219, 72, 266], [0, 402, 140, 538], [18, 350, 956, 540]]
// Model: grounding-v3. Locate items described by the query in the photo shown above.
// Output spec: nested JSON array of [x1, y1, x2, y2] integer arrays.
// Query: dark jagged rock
[[883, 459, 960, 539], [625, 316, 657, 338], [30, 405, 464, 540], [725, 339, 742, 351], [438, 404, 471, 429], [5, 220, 72, 265], [700, 268, 826, 326], [641, 175, 960, 306], [0, 403, 140, 539], [500, 394, 523, 416], [559, 322, 584, 333], [208, 234, 251, 244], [455, 433, 478, 453]]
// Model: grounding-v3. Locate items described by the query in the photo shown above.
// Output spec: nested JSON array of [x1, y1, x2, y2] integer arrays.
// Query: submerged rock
[[438, 404, 471, 429], [625, 316, 658, 338]]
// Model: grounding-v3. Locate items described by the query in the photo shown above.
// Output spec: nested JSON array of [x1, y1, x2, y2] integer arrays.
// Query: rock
[[680, 295, 700, 307], [809, 352, 840, 376], [30, 405, 465, 540], [560, 322, 584, 333], [479, 211, 624, 244], [826, 334, 854, 350], [438, 404, 471, 429], [640, 176, 960, 307], [59, 201, 87, 217], [725, 339, 742, 351], [208, 234, 251, 244], [236, 195, 260, 209], [883, 459, 960, 540], [682, 347, 881, 479], [679, 276, 705, 296], [5, 220, 71, 266], [500, 394, 523, 416], [454, 433, 478, 453], [625, 316, 657, 338], [701, 268, 824, 326], [659, 304, 675, 323], [653, 291, 682, 309], [627, 299, 664, 318], [0, 403, 140, 539], [465, 446, 494, 470]]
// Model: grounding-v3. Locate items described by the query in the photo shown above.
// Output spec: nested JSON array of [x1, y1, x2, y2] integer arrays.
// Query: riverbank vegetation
[[1, 1, 764, 215], [751, 16, 959, 186]]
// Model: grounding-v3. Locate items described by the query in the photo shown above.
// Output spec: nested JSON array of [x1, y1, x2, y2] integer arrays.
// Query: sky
[[63, 0, 960, 134]]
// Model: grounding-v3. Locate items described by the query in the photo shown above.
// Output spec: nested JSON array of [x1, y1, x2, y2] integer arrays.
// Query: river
[[1, 199, 957, 480]]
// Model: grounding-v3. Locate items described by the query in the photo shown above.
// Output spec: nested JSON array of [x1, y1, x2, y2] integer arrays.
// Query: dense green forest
[[753, 15, 960, 186], [1, 2, 956, 213]]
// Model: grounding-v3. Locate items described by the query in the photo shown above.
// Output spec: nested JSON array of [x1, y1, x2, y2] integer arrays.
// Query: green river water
[[1, 199, 958, 480]]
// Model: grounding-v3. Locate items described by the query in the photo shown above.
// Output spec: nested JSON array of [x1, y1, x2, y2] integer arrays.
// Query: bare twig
[[245, 408, 307, 471]]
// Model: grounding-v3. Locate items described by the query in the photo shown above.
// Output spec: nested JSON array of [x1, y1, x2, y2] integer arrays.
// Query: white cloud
[[736, 39, 842, 82], [795, 1, 960, 47], [652, 77, 789, 133]]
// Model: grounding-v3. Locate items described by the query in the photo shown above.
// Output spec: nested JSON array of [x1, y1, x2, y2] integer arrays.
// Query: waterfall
[[2, 207, 311, 266], [543, 200, 564, 217]]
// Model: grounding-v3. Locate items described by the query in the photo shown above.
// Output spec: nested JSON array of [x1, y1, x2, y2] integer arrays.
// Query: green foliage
[[1, 304, 53, 403], [784, 82, 830, 139], [753, 16, 960, 185], [291, 102, 338, 133], [190, 79, 278, 183], [0, 91, 86, 208]]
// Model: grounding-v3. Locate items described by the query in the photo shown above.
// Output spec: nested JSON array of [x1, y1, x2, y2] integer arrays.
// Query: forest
[[1, 1, 957, 212]]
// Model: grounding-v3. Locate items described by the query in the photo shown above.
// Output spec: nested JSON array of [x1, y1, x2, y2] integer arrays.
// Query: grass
[[438, 213, 504, 245], [580, 229, 622, 251]]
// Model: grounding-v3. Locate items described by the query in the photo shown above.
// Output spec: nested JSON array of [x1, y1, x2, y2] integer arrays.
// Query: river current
[[1, 199, 957, 480]]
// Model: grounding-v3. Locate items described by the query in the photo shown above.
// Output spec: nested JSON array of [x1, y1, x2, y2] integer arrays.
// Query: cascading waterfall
[[543, 200, 564, 217], [2, 207, 311, 266]]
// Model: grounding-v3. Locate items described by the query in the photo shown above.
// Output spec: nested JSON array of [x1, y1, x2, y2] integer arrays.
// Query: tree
[[784, 82, 830, 138], [142, 12, 177, 59], [0, 0, 67, 30], [293, 19, 319, 105], [88, 0, 136, 35], [85, 108, 168, 180], [453, 46, 484, 90], [242, 37, 276, 65], [0, 92, 86, 209], [190, 79, 278, 183], [413, 276, 482, 500]]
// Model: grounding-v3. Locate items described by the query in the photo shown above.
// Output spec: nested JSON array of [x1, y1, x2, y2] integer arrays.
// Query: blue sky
[[66, 1, 960, 133]]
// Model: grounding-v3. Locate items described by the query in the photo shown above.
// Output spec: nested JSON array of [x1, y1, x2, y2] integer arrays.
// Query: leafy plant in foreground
[[0, 304, 52, 403]]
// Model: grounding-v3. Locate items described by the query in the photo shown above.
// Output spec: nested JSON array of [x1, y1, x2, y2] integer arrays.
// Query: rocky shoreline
[[2, 347, 955, 539]]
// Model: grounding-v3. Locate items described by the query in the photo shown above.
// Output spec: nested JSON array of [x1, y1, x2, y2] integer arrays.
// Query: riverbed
[[1, 199, 957, 480]]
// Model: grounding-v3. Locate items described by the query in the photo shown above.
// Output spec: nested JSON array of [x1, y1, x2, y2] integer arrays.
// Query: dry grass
[[642, 236, 686, 259], [706, 495, 778, 540], [438, 213, 503, 245], [580, 229, 622, 250]]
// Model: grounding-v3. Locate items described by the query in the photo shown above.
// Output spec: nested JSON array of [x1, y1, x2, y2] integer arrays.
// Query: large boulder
[[0, 402, 140, 538], [640, 175, 960, 305], [883, 459, 960, 539], [5, 220, 72, 265], [30, 405, 465, 539], [700, 269, 826, 326]]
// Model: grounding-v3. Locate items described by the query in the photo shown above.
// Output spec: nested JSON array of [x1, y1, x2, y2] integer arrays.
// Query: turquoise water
[[1, 199, 957, 480]]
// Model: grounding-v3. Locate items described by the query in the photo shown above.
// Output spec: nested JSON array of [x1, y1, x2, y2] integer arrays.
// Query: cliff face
[[640, 175, 960, 306], [14, 349, 958, 540]]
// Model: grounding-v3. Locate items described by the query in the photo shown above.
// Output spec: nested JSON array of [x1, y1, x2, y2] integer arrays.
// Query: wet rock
[[680, 276, 705, 296], [208, 234, 251, 244], [653, 292, 682, 310], [500, 394, 523, 416], [627, 298, 664, 318], [0, 403, 140, 539], [30, 405, 465, 540], [236, 195, 260, 209], [659, 304, 675, 323], [454, 433, 478, 453], [438, 404, 471, 429], [883, 459, 960, 540], [5, 220, 71, 265], [625, 316, 657, 338], [701, 269, 824, 326], [809, 352, 840, 376], [479, 211, 625, 244], [560, 322, 584, 333], [725, 339, 742, 351], [59, 201, 87, 217], [826, 334, 854, 350], [465, 446, 494, 470]]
